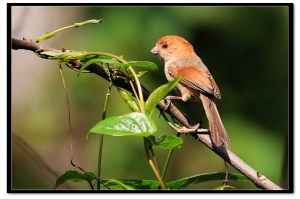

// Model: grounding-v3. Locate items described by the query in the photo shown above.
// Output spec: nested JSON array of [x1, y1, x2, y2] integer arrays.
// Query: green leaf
[[154, 135, 183, 149], [128, 61, 158, 73], [213, 185, 235, 190], [87, 112, 157, 138], [96, 55, 116, 60], [117, 88, 140, 112], [54, 170, 97, 189], [38, 51, 89, 62], [117, 63, 130, 70], [166, 172, 249, 190], [103, 180, 135, 190], [77, 57, 121, 77], [101, 179, 160, 190], [77, 59, 104, 77], [145, 75, 183, 115], [136, 71, 148, 78], [116, 61, 158, 72], [97, 58, 120, 64]]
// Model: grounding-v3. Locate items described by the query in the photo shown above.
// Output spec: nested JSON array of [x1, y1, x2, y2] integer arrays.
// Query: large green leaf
[[166, 172, 249, 189], [145, 76, 183, 115], [87, 112, 157, 138]]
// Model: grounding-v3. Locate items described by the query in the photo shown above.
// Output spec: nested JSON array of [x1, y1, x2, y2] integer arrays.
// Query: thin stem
[[85, 52, 145, 113], [223, 160, 230, 185], [86, 52, 128, 65], [89, 181, 95, 190], [143, 137, 166, 190], [97, 80, 113, 190], [161, 148, 174, 181], [148, 159, 166, 189], [97, 135, 104, 190], [127, 66, 145, 113], [159, 112, 180, 181], [58, 65, 74, 162], [149, 147, 160, 174], [36, 19, 102, 43], [129, 80, 142, 112], [161, 132, 180, 182], [71, 160, 110, 190]]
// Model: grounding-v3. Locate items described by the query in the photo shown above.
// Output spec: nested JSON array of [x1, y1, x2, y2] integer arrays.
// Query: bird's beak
[[150, 47, 158, 54]]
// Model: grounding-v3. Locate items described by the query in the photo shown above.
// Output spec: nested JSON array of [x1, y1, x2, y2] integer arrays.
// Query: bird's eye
[[162, 43, 168, 48]]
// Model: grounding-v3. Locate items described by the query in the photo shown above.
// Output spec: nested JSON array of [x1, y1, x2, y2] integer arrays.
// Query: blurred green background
[[11, 5, 289, 190]]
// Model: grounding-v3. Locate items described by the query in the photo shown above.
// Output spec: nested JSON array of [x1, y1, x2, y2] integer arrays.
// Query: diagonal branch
[[11, 38, 283, 190]]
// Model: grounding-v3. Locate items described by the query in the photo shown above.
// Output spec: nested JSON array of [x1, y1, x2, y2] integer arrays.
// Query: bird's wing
[[169, 66, 221, 99]]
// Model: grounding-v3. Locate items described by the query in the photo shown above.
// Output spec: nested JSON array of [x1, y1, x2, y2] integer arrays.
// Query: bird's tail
[[200, 94, 231, 148]]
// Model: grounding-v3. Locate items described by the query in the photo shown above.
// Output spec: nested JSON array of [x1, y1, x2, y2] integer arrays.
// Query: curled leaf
[[117, 88, 140, 112]]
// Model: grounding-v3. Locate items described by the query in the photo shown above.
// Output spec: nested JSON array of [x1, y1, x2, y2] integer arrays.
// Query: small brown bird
[[151, 35, 230, 148]]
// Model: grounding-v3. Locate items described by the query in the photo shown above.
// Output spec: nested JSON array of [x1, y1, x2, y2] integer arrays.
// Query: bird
[[151, 35, 230, 148]]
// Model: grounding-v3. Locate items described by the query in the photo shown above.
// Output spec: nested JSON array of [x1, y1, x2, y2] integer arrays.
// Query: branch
[[11, 38, 283, 190]]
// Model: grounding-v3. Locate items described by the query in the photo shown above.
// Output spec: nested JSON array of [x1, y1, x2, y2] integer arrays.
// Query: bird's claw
[[163, 98, 172, 111]]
